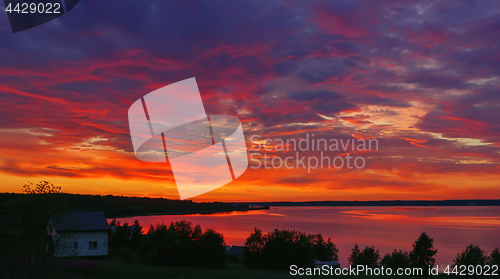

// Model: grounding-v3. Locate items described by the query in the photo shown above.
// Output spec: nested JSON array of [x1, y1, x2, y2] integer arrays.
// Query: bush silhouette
[[138, 220, 226, 269], [243, 228, 338, 270], [311, 233, 339, 262], [490, 248, 500, 266], [130, 220, 143, 249], [109, 219, 143, 253], [453, 244, 490, 267], [381, 249, 410, 269], [197, 229, 226, 268], [243, 227, 265, 268], [348, 244, 380, 267], [139, 224, 179, 266], [112, 221, 131, 249]]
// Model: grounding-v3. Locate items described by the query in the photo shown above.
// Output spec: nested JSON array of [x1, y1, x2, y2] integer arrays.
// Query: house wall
[[56, 231, 109, 257]]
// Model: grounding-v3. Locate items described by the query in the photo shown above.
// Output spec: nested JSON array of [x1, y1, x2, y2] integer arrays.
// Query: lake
[[112, 206, 500, 267]]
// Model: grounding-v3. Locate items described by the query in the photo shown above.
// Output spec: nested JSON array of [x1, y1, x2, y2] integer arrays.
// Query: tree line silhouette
[[110, 219, 500, 275], [110, 219, 226, 269]]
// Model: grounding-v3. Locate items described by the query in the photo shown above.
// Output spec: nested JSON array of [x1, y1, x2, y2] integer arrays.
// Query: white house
[[50, 211, 111, 257]]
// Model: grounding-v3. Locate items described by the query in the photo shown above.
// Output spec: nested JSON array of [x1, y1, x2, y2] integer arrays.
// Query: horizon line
[[2, 192, 500, 204]]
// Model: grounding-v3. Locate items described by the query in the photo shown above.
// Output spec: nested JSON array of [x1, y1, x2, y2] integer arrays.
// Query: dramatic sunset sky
[[1, 0, 500, 202]]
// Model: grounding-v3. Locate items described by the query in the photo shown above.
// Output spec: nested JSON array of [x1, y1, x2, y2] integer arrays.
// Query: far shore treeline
[[1, 192, 499, 219], [240, 200, 500, 207], [0, 193, 253, 218]]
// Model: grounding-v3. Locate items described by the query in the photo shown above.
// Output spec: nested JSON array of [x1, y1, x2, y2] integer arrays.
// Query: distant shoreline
[[233, 199, 500, 207], [0, 192, 262, 219], [108, 207, 269, 218], [2, 192, 498, 220], [112, 200, 500, 218]]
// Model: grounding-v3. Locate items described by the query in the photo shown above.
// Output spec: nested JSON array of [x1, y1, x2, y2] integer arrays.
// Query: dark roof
[[51, 211, 110, 232], [226, 246, 244, 256]]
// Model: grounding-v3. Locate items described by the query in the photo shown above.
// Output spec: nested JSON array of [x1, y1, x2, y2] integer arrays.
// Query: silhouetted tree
[[348, 244, 361, 265], [243, 227, 265, 268], [112, 222, 131, 249], [138, 220, 226, 269], [197, 229, 226, 268], [348, 244, 380, 267], [409, 233, 437, 276], [243, 228, 335, 270], [109, 218, 120, 227], [310, 233, 339, 262], [262, 229, 314, 270], [130, 220, 143, 249], [139, 224, 179, 266], [453, 244, 490, 267], [490, 248, 500, 266], [381, 249, 410, 269]]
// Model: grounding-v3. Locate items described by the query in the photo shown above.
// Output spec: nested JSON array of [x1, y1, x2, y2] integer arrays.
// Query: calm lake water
[[113, 206, 500, 267]]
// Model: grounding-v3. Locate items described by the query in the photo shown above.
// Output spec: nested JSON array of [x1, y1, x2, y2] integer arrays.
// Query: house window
[[88, 241, 98, 250], [74, 242, 78, 250]]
